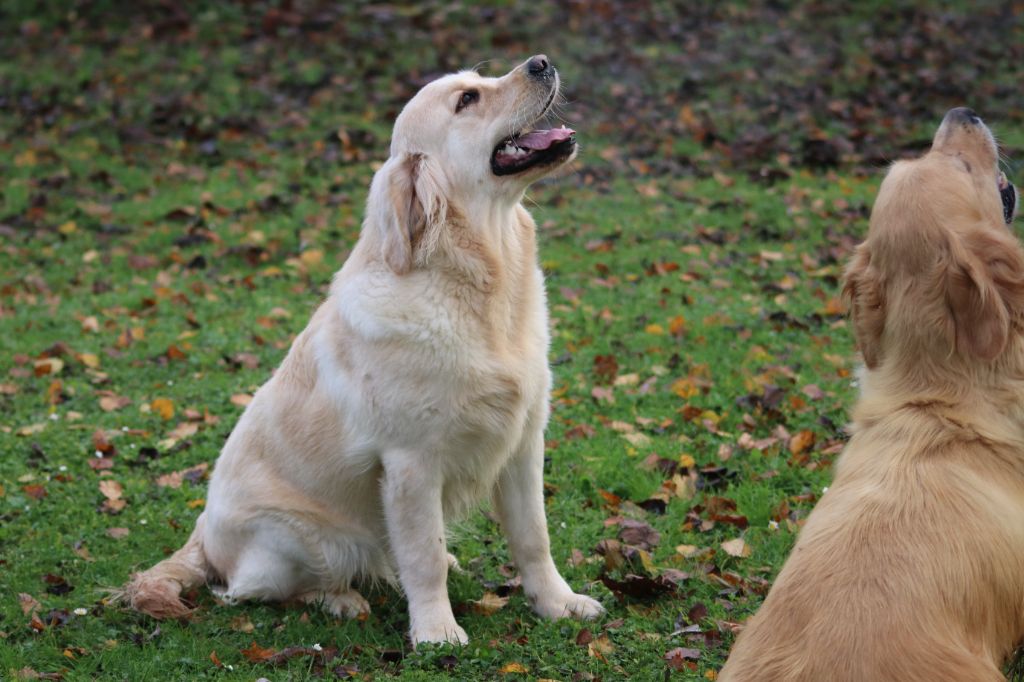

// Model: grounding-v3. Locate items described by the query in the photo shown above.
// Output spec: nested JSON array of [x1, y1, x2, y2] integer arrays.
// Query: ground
[[1, 2, 1023, 680]]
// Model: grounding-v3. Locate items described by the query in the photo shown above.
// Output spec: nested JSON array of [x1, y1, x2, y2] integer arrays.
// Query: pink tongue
[[516, 127, 575, 150]]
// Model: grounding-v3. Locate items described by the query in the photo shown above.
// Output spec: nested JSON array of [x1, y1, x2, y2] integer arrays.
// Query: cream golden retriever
[[120, 55, 603, 646], [720, 108, 1024, 681]]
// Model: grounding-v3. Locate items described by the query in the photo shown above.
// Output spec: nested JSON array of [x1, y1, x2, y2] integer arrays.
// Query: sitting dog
[[121, 55, 604, 646], [720, 108, 1023, 681]]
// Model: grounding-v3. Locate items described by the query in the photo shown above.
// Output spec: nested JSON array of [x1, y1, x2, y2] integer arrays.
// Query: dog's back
[[721, 424, 1022, 682], [721, 108, 1024, 681]]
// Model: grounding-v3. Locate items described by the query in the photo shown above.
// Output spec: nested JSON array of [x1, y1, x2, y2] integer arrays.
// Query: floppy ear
[[944, 229, 1024, 360], [842, 242, 886, 369], [367, 153, 448, 274]]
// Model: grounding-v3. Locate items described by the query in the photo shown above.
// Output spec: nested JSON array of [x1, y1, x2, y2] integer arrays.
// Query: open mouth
[[491, 125, 576, 176], [999, 171, 1017, 224]]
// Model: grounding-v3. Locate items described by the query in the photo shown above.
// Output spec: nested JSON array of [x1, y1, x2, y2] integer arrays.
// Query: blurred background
[[3, 1, 1022, 193]]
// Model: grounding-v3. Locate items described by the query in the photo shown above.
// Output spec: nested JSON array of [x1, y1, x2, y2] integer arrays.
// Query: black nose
[[527, 54, 552, 78], [945, 107, 981, 125]]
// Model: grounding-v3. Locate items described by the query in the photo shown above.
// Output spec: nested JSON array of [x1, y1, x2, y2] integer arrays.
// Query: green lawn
[[1, 2, 1022, 680]]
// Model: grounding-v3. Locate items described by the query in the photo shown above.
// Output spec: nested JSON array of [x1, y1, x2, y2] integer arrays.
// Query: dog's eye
[[456, 90, 479, 113]]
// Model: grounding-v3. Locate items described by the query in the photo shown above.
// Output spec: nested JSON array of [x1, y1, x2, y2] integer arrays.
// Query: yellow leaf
[[499, 662, 528, 674], [721, 538, 751, 558], [58, 220, 78, 234], [187, 498, 206, 509], [678, 454, 696, 469], [16, 149, 37, 166], [644, 323, 664, 335], [151, 398, 174, 420], [300, 249, 324, 267], [77, 352, 100, 368], [671, 378, 698, 399], [472, 592, 509, 615]]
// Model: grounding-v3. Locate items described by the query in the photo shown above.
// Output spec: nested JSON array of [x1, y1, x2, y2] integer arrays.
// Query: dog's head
[[366, 56, 575, 273], [843, 108, 1024, 371]]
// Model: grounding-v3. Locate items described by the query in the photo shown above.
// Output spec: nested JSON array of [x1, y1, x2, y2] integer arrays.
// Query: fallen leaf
[[33, 358, 63, 376], [499, 662, 528, 674], [240, 641, 276, 663], [22, 484, 47, 500], [721, 538, 751, 558], [17, 423, 47, 437], [106, 527, 130, 539], [151, 398, 174, 420], [98, 480, 123, 500], [588, 633, 615, 660], [230, 615, 255, 633], [98, 392, 131, 412], [472, 592, 509, 616], [789, 429, 816, 455], [665, 647, 701, 670], [230, 393, 253, 407], [618, 519, 661, 551], [19, 593, 41, 616]]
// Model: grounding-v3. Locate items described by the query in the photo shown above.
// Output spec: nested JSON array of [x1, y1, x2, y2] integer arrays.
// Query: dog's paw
[[305, 589, 371, 619], [410, 619, 469, 647], [532, 590, 605, 621]]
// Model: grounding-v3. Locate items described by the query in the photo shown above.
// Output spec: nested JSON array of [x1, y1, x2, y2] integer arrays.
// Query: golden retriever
[[720, 108, 1024, 681], [120, 55, 603, 646]]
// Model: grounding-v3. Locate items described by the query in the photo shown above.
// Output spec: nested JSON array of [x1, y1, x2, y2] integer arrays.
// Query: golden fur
[[720, 108, 1024, 681], [118, 56, 603, 646]]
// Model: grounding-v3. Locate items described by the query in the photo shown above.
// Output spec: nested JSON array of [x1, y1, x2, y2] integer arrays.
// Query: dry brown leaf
[[721, 538, 751, 558], [230, 393, 253, 407], [17, 423, 47, 437], [471, 592, 509, 616], [588, 633, 616, 660], [622, 432, 651, 447], [789, 429, 816, 455], [106, 527, 130, 539], [98, 480, 123, 500], [167, 421, 199, 440], [18, 593, 41, 616], [98, 392, 131, 412], [33, 358, 63, 376], [240, 641, 276, 663]]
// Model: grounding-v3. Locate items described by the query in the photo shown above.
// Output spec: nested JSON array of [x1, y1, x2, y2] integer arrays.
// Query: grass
[[1, 2, 1021, 680]]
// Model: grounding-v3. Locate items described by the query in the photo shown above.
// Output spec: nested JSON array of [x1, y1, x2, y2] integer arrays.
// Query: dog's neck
[[852, 349, 1024, 450], [456, 190, 527, 245]]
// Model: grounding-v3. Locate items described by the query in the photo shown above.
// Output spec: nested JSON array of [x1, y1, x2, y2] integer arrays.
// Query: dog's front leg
[[494, 430, 605, 621], [381, 450, 467, 647]]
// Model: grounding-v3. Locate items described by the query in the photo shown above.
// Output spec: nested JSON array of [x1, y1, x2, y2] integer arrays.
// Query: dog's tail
[[115, 512, 211, 618]]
